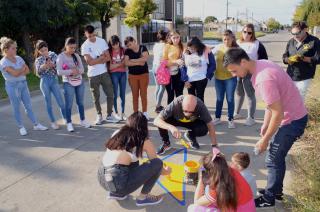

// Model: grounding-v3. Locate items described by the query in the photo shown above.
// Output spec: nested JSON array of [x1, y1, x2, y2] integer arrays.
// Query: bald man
[[154, 94, 218, 155]]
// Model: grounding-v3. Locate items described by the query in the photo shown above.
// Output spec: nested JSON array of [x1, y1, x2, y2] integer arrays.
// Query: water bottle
[[254, 147, 260, 156]]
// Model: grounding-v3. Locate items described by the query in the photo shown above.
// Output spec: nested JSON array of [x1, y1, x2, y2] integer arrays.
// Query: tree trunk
[[136, 26, 141, 44], [74, 24, 80, 47], [22, 31, 34, 69], [101, 18, 107, 40]]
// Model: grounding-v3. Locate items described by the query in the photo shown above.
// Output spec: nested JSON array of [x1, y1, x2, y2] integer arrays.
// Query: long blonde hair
[[0, 37, 17, 56]]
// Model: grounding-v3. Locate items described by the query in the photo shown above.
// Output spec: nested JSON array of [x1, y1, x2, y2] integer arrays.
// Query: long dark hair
[[105, 112, 149, 157], [108, 35, 124, 57], [187, 36, 206, 56], [202, 152, 237, 211], [157, 30, 167, 42], [34, 40, 48, 59], [223, 30, 238, 48]]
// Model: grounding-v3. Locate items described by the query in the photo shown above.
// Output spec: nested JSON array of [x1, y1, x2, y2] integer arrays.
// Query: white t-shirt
[[184, 53, 208, 82], [237, 40, 260, 60], [81, 37, 109, 77], [152, 42, 166, 69]]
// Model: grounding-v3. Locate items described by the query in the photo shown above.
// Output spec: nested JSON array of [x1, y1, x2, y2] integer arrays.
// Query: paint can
[[184, 160, 200, 185]]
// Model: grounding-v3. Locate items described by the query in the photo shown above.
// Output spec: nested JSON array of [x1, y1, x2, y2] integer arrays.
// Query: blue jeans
[[63, 81, 85, 123], [264, 115, 308, 203], [40, 76, 66, 122], [214, 77, 237, 120], [152, 66, 165, 107], [110, 72, 127, 114], [5, 80, 38, 128]]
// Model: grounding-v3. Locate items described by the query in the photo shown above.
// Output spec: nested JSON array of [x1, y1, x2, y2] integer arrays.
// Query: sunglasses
[[291, 31, 302, 36], [243, 31, 253, 35], [183, 110, 194, 114]]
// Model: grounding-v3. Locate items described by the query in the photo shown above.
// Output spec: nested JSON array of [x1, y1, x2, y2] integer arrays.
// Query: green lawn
[[203, 31, 266, 40], [0, 73, 40, 99]]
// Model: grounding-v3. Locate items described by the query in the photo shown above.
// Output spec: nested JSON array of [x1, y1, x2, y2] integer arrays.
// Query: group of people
[[1, 20, 319, 211]]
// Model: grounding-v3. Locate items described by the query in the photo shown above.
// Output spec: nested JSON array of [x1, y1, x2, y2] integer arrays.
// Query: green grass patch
[[203, 31, 266, 40]]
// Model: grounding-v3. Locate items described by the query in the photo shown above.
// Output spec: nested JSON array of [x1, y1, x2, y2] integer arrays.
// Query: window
[[177, 2, 183, 16]]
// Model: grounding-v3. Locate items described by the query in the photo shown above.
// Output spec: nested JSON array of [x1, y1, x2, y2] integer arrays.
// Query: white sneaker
[[19, 127, 28, 136], [121, 113, 127, 121], [114, 113, 122, 121], [80, 120, 91, 128], [212, 118, 222, 125], [143, 112, 150, 121], [33, 123, 48, 131], [51, 122, 59, 130], [67, 123, 74, 132], [95, 114, 104, 125], [234, 113, 243, 120], [228, 120, 236, 129], [106, 114, 120, 123], [245, 117, 256, 126]]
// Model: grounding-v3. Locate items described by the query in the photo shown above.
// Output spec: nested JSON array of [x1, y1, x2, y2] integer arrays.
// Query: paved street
[[0, 31, 293, 212]]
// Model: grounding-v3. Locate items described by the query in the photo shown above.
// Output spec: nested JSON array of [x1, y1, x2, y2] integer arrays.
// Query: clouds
[[184, 0, 301, 24]]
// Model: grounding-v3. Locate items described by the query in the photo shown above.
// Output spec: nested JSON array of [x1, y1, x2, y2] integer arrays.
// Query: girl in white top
[[152, 30, 167, 113], [98, 112, 171, 207], [234, 23, 268, 126]]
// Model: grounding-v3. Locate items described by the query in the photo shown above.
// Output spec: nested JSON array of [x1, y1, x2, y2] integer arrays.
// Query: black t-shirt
[[124, 45, 149, 75]]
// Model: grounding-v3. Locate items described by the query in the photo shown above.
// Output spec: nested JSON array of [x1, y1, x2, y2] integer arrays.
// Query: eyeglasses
[[291, 31, 302, 36], [243, 31, 253, 35], [183, 110, 194, 114]]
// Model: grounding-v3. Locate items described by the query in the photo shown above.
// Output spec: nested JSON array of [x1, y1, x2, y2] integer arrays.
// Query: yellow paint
[[159, 161, 185, 202], [184, 160, 200, 173], [180, 139, 190, 148]]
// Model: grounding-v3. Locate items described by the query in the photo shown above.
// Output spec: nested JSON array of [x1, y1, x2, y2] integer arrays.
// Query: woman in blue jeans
[[0, 37, 48, 136], [35, 40, 66, 130], [98, 112, 171, 206], [108, 35, 127, 121], [56, 37, 91, 132], [211, 30, 238, 129]]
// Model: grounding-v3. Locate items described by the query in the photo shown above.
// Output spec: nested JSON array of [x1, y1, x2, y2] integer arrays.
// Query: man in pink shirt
[[223, 48, 308, 208]]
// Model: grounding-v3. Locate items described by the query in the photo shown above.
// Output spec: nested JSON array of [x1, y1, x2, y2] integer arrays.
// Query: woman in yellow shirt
[[162, 31, 185, 104], [211, 30, 238, 129]]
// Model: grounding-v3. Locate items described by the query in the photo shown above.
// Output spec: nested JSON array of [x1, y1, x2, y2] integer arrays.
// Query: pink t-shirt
[[109, 49, 126, 73], [251, 60, 307, 126]]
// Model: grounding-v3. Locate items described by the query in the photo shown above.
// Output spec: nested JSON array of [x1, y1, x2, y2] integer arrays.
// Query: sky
[[184, 0, 302, 24]]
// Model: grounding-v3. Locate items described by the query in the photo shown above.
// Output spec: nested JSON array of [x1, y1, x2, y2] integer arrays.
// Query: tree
[[293, 0, 320, 28], [204, 16, 218, 24], [90, 0, 126, 40], [266, 18, 281, 31], [124, 0, 157, 44]]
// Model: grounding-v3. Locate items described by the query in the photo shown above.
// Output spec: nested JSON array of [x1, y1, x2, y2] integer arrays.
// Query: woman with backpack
[[108, 35, 127, 121], [152, 30, 167, 113], [56, 37, 91, 132], [163, 31, 185, 104], [35, 40, 66, 130], [182, 37, 216, 103], [124, 36, 150, 120]]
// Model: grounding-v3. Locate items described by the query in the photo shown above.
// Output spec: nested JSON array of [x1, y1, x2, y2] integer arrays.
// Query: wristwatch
[[211, 144, 218, 148]]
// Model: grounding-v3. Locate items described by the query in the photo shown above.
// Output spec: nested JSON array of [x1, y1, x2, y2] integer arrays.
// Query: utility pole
[[172, 0, 176, 30], [246, 8, 248, 23], [236, 10, 239, 32], [226, 0, 229, 29], [252, 12, 253, 23]]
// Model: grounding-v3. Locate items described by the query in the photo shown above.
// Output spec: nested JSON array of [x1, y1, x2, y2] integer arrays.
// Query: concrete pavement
[[0, 31, 293, 212]]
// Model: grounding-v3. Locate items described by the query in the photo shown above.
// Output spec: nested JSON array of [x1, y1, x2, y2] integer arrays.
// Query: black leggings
[[187, 78, 208, 102], [165, 72, 184, 105]]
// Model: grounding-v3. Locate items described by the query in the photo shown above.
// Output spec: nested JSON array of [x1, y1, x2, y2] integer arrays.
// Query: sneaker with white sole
[[212, 118, 222, 125], [228, 120, 236, 129], [51, 122, 59, 130], [80, 120, 91, 128], [33, 123, 48, 131], [233, 113, 243, 120], [143, 112, 150, 121], [107, 192, 128, 200], [245, 117, 256, 126], [114, 113, 122, 121], [95, 114, 104, 125], [136, 194, 163, 207], [121, 113, 127, 121], [255, 196, 275, 208], [67, 123, 74, 132], [19, 127, 28, 136], [106, 114, 120, 123]]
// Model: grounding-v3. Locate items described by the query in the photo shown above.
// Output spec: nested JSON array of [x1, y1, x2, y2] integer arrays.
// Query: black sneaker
[[255, 196, 275, 208], [107, 192, 128, 200], [157, 142, 171, 155], [258, 189, 284, 202], [155, 106, 164, 113], [184, 132, 200, 149]]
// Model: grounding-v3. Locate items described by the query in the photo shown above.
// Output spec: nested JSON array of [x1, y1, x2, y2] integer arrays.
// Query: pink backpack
[[156, 60, 170, 85]]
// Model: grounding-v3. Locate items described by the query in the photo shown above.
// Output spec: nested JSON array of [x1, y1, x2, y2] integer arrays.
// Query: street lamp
[[226, 0, 229, 29]]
